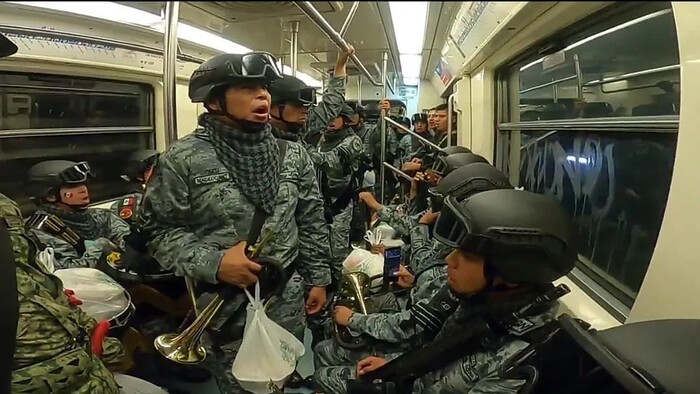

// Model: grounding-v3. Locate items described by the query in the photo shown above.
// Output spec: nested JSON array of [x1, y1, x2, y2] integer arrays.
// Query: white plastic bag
[[342, 248, 384, 288], [232, 282, 305, 394], [54, 268, 130, 323]]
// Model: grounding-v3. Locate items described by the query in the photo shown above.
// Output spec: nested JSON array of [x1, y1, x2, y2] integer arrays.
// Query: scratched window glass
[[0, 72, 152, 130], [0, 132, 153, 215], [512, 3, 679, 122], [519, 131, 676, 302]]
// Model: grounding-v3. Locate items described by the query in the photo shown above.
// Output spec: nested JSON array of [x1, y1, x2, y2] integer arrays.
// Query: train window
[[0, 72, 152, 130], [504, 2, 679, 123], [496, 2, 679, 311], [0, 72, 154, 214]]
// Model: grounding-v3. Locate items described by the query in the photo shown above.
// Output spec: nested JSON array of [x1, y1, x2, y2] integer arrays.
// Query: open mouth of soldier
[[252, 104, 270, 121]]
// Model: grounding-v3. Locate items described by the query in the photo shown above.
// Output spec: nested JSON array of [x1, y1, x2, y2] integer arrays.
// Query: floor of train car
[[165, 329, 315, 394]]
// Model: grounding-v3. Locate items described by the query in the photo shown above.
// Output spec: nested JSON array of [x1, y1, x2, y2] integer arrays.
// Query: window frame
[[493, 2, 679, 319], [0, 71, 155, 212]]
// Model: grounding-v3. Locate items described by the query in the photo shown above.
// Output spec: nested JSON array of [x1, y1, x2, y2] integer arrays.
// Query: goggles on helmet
[[59, 161, 94, 184]]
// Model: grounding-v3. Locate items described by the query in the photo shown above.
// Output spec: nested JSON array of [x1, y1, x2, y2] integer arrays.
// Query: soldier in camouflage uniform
[[394, 116, 414, 166], [269, 46, 353, 144], [314, 188, 577, 393], [140, 52, 331, 393], [308, 103, 365, 283], [112, 150, 159, 224], [24, 160, 131, 270], [0, 192, 170, 393]]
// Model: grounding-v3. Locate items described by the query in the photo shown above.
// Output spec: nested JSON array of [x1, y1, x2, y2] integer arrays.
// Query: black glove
[[124, 225, 148, 254]]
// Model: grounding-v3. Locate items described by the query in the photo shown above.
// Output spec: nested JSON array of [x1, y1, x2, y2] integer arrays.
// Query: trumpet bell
[[154, 333, 207, 365]]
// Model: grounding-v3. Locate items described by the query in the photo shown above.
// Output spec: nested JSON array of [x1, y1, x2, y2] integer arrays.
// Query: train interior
[[1, 1, 699, 393]]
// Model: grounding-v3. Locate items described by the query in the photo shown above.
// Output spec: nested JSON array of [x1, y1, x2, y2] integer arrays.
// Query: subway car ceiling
[[1, 0, 699, 331]]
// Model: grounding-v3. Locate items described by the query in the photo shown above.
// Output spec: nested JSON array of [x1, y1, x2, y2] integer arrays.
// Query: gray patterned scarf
[[200, 114, 280, 215], [40, 204, 101, 240]]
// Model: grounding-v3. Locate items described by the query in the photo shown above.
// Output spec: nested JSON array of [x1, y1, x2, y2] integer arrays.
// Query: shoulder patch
[[194, 171, 231, 185], [119, 207, 133, 220]]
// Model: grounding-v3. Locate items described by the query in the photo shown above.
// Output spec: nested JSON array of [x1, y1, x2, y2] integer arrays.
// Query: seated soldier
[[25, 160, 130, 270], [316, 163, 514, 370], [114, 150, 159, 224], [314, 188, 576, 393], [1, 192, 167, 393], [409, 163, 512, 273], [358, 152, 488, 238]]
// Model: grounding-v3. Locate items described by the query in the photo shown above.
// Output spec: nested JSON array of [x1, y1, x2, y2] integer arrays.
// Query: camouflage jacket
[[1, 193, 123, 394], [412, 303, 557, 394], [110, 191, 143, 224], [309, 132, 364, 200], [397, 133, 414, 166], [347, 264, 447, 343], [304, 76, 346, 144], [140, 131, 331, 288], [408, 224, 452, 273], [377, 200, 425, 238], [28, 208, 130, 270]]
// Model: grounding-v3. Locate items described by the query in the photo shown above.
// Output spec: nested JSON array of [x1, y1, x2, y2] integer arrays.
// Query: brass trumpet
[[333, 271, 374, 350], [154, 229, 275, 364]]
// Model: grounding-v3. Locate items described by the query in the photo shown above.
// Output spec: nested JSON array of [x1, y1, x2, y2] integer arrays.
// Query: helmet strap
[[271, 104, 303, 134]]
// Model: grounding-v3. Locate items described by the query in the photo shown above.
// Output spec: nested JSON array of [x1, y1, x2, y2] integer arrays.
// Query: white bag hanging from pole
[[232, 282, 305, 394]]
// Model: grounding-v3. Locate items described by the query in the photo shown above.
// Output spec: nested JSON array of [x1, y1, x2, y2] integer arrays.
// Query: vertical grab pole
[[379, 51, 388, 204], [290, 21, 299, 77], [163, 1, 180, 148], [573, 54, 583, 100], [447, 93, 455, 147], [164, 2, 197, 316], [357, 75, 362, 106]]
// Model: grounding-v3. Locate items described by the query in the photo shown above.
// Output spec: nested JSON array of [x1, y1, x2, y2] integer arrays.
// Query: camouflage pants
[[313, 339, 405, 394], [205, 273, 306, 393], [329, 202, 354, 284]]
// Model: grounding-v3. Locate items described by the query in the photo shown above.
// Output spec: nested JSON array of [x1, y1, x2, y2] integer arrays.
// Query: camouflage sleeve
[[100, 337, 126, 367], [140, 152, 229, 284], [294, 147, 332, 287], [347, 308, 424, 343], [308, 134, 364, 173], [398, 135, 413, 164], [408, 224, 432, 271], [377, 205, 413, 237], [31, 230, 108, 269], [410, 265, 447, 302], [307, 76, 346, 135], [419, 341, 530, 394], [99, 210, 131, 250]]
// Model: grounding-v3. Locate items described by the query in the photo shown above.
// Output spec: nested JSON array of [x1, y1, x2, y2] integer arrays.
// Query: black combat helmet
[[412, 113, 428, 125], [434, 189, 577, 285], [189, 52, 282, 103], [428, 162, 512, 211], [269, 75, 317, 107], [397, 116, 411, 129], [438, 146, 471, 156], [27, 160, 95, 199], [122, 150, 159, 182], [431, 152, 488, 176]]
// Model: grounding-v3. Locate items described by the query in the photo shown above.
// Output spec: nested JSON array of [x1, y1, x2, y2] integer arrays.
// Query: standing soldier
[[269, 46, 354, 143], [140, 52, 331, 393], [113, 150, 159, 223], [308, 104, 365, 283]]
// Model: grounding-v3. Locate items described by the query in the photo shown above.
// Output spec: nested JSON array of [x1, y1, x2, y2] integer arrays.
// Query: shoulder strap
[[246, 139, 288, 246], [0, 221, 19, 393]]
